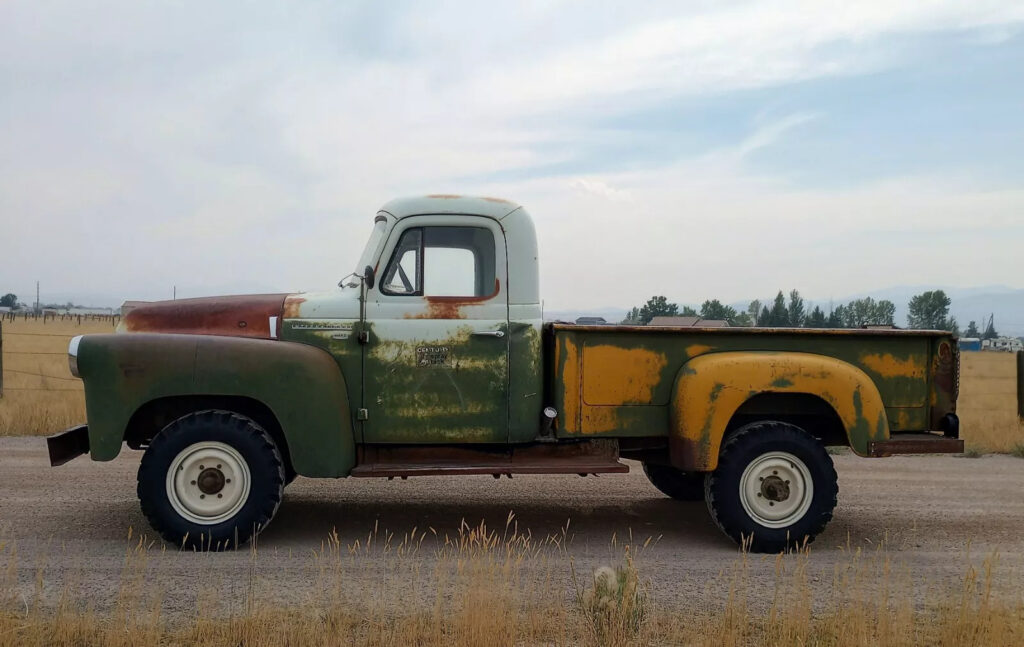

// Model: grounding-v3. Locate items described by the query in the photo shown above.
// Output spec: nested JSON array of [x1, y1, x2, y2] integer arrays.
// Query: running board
[[350, 440, 629, 478], [868, 434, 964, 457]]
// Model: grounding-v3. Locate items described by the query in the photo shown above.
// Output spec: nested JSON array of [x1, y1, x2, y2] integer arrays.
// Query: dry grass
[[0, 317, 112, 436], [957, 351, 1024, 453], [0, 521, 1021, 647]]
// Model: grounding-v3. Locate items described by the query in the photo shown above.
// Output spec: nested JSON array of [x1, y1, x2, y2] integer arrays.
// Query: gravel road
[[1, 437, 1022, 619]]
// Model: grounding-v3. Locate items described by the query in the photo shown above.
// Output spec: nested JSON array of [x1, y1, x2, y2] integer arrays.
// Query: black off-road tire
[[642, 463, 706, 501], [705, 421, 838, 553], [137, 410, 285, 550]]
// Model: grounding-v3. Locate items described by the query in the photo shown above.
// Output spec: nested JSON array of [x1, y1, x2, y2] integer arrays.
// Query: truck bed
[[546, 323, 957, 440]]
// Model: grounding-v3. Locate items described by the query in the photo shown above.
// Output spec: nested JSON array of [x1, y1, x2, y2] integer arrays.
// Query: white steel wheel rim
[[738, 451, 813, 529], [166, 442, 251, 525]]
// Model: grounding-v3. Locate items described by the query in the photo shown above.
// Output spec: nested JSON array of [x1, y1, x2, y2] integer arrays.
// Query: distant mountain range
[[546, 285, 1024, 337]]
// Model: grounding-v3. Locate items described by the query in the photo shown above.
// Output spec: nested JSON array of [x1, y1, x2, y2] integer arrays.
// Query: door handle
[[472, 330, 505, 338]]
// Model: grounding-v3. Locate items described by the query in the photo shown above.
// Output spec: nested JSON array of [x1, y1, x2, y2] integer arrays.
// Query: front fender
[[77, 333, 355, 477], [669, 351, 889, 471]]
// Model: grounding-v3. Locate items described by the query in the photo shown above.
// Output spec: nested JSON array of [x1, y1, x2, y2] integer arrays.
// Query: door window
[[381, 226, 496, 297]]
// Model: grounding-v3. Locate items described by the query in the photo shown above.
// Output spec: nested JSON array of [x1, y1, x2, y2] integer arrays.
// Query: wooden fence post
[[1017, 351, 1023, 420]]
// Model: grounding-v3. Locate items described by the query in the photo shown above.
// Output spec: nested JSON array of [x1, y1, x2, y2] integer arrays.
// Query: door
[[362, 215, 510, 444]]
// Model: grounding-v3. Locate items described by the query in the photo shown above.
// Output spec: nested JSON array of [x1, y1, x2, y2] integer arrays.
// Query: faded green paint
[[280, 318, 364, 441], [76, 333, 355, 476], [360, 322, 508, 443], [771, 376, 794, 388], [508, 321, 543, 443]]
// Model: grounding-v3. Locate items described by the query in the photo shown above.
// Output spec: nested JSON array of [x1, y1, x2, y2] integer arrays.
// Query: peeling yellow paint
[[558, 337, 581, 433], [582, 344, 668, 405], [670, 352, 890, 471], [860, 353, 926, 379], [685, 344, 714, 357]]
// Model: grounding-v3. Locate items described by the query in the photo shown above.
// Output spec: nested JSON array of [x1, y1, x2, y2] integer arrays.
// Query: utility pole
[[173, 285, 176, 300], [35, 281, 40, 314]]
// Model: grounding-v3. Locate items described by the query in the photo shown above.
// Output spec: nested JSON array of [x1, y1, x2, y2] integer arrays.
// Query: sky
[[2, 0, 1023, 314]]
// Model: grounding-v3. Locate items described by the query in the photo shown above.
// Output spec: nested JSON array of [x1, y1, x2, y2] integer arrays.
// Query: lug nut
[[190, 480, 196, 485]]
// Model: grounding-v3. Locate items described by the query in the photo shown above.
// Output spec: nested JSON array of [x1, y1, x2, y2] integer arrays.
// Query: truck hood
[[123, 294, 290, 339]]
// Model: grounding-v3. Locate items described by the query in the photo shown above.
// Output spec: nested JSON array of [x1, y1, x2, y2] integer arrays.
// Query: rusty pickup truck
[[49, 195, 962, 552]]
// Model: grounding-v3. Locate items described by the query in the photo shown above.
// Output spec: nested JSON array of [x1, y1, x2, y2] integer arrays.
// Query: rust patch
[[282, 295, 306, 319], [482, 196, 513, 204], [123, 294, 287, 339], [405, 279, 500, 320]]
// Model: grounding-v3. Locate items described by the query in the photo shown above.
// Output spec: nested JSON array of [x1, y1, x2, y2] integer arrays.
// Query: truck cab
[[281, 196, 543, 446]]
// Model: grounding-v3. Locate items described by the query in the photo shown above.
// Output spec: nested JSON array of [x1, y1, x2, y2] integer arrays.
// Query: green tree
[[747, 300, 762, 326], [844, 297, 895, 327], [0, 293, 16, 308], [621, 306, 642, 325], [828, 304, 847, 328], [637, 296, 679, 324], [680, 305, 699, 317], [733, 311, 753, 327], [768, 291, 789, 326], [700, 299, 739, 324], [759, 305, 770, 327], [964, 320, 980, 338], [907, 290, 956, 331], [787, 290, 805, 327], [805, 305, 827, 328]]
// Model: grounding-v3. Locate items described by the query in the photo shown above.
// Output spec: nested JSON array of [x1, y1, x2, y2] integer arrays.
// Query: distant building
[[982, 336, 1023, 352], [0, 306, 10, 314], [649, 316, 730, 327], [958, 337, 982, 351], [575, 316, 608, 325]]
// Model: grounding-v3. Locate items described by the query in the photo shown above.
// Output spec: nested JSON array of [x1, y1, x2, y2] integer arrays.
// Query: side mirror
[[363, 265, 375, 290]]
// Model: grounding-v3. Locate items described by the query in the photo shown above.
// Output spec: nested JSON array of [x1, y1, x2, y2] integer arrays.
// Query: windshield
[[355, 217, 389, 276]]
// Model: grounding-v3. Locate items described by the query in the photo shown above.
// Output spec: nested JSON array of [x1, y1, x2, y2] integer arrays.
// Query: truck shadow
[[260, 489, 727, 551]]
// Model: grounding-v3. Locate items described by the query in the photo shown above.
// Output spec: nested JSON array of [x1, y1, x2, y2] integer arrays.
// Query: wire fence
[[0, 317, 95, 398]]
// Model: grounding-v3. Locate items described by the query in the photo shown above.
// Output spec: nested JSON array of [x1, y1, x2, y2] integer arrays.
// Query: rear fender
[[77, 333, 355, 477], [670, 351, 889, 471]]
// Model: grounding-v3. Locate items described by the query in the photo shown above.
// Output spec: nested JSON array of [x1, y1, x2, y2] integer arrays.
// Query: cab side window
[[381, 226, 496, 297]]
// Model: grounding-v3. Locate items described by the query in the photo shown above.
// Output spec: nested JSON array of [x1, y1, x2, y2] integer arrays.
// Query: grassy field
[[0, 521, 1021, 647], [2, 317, 1021, 451]]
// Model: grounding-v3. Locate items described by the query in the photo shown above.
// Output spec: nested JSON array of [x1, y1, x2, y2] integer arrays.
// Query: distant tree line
[[624, 289, 970, 335]]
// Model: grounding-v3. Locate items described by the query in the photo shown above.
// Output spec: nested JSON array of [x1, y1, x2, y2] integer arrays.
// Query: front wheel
[[705, 421, 837, 553], [137, 410, 285, 550]]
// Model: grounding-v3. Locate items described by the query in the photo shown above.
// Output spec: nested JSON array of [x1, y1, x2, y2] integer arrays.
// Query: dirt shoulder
[[1, 437, 1022, 619]]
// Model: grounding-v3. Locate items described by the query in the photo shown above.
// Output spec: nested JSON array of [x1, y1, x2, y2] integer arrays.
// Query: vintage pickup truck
[[50, 195, 962, 552]]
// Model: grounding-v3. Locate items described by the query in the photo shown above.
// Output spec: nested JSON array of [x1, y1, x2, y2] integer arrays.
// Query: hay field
[[0, 317, 113, 436], [1, 318, 1022, 452], [956, 350, 1024, 452]]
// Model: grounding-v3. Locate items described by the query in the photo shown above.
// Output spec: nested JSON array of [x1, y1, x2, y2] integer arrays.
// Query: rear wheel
[[137, 410, 285, 550], [705, 421, 837, 553], [642, 463, 705, 501]]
